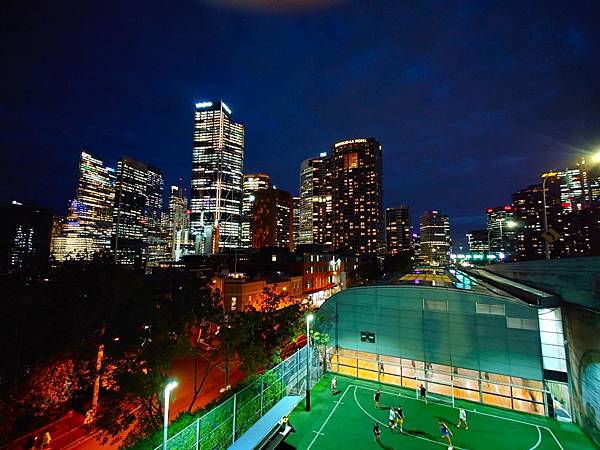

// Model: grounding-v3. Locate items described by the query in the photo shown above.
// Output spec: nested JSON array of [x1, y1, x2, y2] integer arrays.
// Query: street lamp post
[[305, 313, 314, 412], [163, 380, 178, 450], [541, 171, 558, 260]]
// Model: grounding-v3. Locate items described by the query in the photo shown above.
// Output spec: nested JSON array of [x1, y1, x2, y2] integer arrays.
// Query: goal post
[[416, 376, 455, 408]]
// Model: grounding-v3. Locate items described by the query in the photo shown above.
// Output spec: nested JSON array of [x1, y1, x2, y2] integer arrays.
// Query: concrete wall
[[484, 258, 600, 446], [564, 304, 600, 447], [485, 257, 600, 311]]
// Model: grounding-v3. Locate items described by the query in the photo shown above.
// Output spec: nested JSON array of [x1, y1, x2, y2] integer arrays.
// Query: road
[[7, 350, 243, 450]]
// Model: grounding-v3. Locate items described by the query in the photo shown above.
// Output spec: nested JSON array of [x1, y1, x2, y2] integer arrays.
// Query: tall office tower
[[419, 211, 451, 266], [330, 139, 384, 256], [563, 205, 600, 256], [191, 100, 244, 255], [241, 173, 271, 248], [299, 154, 333, 247], [466, 229, 489, 253], [252, 188, 293, 250], [385, 205, 412, 254], [576, 156, 600, 205], [558, 167, 585, 213], [168, 185, 192, 261], [0, 202, 53, 273], [292, 195, 300, 250], [146, 167, 166, 268], [54, 151, 116, 261], [49, 214, 64, 259], [485, 205, 517, 256], [112, 156, 156, 268], [511, 179, 562, 260]]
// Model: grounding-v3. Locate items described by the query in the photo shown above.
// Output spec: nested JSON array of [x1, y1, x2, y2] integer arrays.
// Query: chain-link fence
[[155, 345, 322, 450]]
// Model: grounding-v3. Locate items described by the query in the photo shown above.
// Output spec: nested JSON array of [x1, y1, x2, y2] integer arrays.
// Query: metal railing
[[155, 345, 322, 450]]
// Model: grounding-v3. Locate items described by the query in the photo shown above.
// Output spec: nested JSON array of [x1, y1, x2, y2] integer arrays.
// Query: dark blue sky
[[1, 0, 599, 245]]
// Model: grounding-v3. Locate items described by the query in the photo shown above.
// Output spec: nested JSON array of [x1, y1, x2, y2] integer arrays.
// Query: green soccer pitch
[[283, 374, 595, 450]]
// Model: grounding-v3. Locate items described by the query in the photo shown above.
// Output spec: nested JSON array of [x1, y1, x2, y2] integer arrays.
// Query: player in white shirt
[[456, 407, 469, 430]]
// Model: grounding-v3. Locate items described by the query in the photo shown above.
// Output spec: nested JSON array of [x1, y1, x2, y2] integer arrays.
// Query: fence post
[[195, 418, 200, 450], [260, 376, 264, 417], [232, 393, 237, 444]]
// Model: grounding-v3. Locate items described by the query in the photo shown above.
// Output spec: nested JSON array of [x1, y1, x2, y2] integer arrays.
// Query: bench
[[228, 395, 302, 450]]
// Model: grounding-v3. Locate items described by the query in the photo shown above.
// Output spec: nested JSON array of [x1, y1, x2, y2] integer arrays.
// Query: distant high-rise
[[0, 202, 52, 273], [419, 211, 450, 266], [292, 195, 300, 251], [191, 100, 244, 254], [386, 205, 412, 254], [252, 188, 294, 250], [512, 178, 562, 260], [241, 173, 271, 248], [168, 185, 192, 261], [112, 156, 163, 268], [330, 138, 384, 256], [485, 205, 517, 256], [299, 154, 332, 247], [146, 167, 166, 267], [466, 229, 489, 253], [54, 151, 116, 261]]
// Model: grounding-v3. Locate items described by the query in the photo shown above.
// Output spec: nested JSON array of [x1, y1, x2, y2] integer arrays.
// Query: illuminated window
[[231, 297, 237, 310], [343, 153, 358, 170]]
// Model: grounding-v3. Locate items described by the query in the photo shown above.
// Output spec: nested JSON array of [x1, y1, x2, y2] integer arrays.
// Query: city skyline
[[2, 1, 600, 246]]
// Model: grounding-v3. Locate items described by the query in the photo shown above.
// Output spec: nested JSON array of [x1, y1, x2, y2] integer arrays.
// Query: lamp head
[[165, 380, 178, 393], [307, 313, 314, 323]]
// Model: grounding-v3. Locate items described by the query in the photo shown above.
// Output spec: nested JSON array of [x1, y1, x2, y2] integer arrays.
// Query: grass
[[284, 374, 595, 450]]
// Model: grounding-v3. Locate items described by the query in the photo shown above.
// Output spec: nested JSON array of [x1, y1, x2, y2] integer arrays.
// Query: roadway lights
[[163, 380, 178, 450], [306, 313, 314, 412]]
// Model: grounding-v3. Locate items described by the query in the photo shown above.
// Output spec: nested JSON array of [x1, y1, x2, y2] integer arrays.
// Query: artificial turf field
[[284, 374, 595, 450]]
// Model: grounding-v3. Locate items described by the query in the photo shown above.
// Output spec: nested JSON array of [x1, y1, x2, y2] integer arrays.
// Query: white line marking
[[541, 426, 565, 450], [528, 426, 542, 450], [352, 385, 467, 450], [312, 431, 325, 435], [354, 384, 564, 450], [306, 385, 351, 450]]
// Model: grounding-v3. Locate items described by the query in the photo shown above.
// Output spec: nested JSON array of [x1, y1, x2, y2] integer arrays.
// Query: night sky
[[2, 0, 599, 246]]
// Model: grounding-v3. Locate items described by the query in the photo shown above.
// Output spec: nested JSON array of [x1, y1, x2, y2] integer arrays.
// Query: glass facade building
[[112, 156, 164, 268], [252, 188, 293, 250], [54, 151, 116, 261], [191, 100, 244, 254], [298, 155, 332, 247], [385, 205, 412, 254], [241, 173, 271, 248], [419, 210, 451, 265], [330, 138, 384, 256]]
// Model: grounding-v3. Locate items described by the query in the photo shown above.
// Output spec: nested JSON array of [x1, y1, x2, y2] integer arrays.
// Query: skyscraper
[[292, 195, 300, 251], [241, 173, 271, 248], [112, 156, 163, 268], [191, 100, 244, 254], [54, 151, 116, 261], [0, 202, 53, 273], [385, 205, 412, 254], [330, 138, 384, 256], [168, 185, 192, 261], [512, 178, 563, 260], [252, 188, 294, 250], [485, 205, 517, 256], [419, 211, 450, 266], [466, 229, 489, 253], [146, 166, 166, 267], [299, 154, 332, 247]]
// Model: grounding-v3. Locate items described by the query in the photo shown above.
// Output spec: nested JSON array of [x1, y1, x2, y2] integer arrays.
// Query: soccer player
[[388, 407, 396, 431], [419, 384, 427, 404], [396, 405, 404, 433], [374, 389, 381, 408], [439, 420, 454, 448], [373, 422, 381, 441], [456, 407, 468, 429], [331, 376, 337, 395]]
